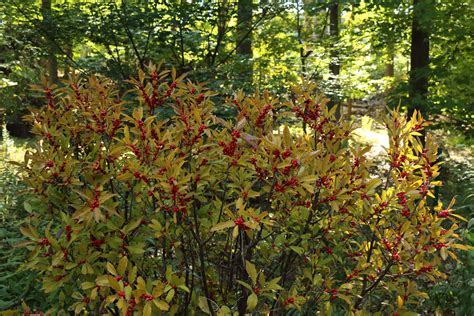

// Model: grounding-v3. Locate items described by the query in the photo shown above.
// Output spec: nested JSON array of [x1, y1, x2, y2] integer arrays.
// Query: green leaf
[[123, 217, 142, 234], [81, 282, 95, 290], [178, 284, 190, 293], [236, 280, 253, 291], [127, 245, 145, 254], [198, 296, 211, 314], [247, 293, 258, 311], [290, 246, 304, 255], [166, 288, 175, 302], [266, 277, 283, 291], [245, 261, 258, 285], [217, 305, 232, 316]]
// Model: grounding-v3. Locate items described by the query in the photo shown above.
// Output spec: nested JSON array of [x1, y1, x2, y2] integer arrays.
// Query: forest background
[[0, 0, 472, 314]]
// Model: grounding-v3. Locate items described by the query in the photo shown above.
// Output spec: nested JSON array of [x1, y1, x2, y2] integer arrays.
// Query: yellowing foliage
[[18, 65, 469, 315]]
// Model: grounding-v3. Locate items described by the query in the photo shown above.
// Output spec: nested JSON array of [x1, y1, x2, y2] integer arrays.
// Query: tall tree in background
[[385, 41, 395, 77], [41, 0, 58, 84], [236, 0, 253, 83], [408, 0, 430, 116], [329, 1, 341, 118]]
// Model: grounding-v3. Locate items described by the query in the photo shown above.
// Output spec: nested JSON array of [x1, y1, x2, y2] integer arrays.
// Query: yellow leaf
[[450, 213, 468, 222], [450, 243, 472, 251], [143, 302, 152, 316], [210, 221, 235, 232], [283, 125, 292, 148], [132, 107, 143, 121], [106, 262, 117, 276], [107, 276, 121, 292], [20, 225, 39, 240], [96, 275, 109, 286], [123, 126, 130, 142], [232, 226, 239, 239], [440, 247, 448, 260], [128, 265, 137, 283], [400, 221, 411, 234], [397, 295, 404, 308], [117, 256, 128, 276], [154, 300, 170, 311]]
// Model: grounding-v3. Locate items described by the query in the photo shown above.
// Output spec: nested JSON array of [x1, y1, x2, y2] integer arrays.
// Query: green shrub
[[0, 168, 50, 312]]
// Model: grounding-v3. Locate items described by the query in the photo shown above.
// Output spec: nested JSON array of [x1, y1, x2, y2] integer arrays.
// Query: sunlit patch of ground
[[0, 124, 32, 170], [351, 116, 389, 159]]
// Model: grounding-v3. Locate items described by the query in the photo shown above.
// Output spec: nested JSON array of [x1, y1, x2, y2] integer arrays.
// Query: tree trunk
[[385, 53, 394, 77], [329, 2, 341, 119], [408, 0, 430, 116], [63, 40, 73, 79], [329, 2, 340, 77], [236, 0, 253, 84], [41, 0, 58, 84]]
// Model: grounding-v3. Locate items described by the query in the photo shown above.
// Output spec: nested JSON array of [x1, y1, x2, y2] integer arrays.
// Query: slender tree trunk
[[237, 0, 253, 85], [385, 51, 394, 78], [41, 0, 58, 84], [385, 43, 395, 95], [329, 2, 341, 119], [408, 0, 430, 117], [64, 40, 73, 79], [329, 2, 340, 77]]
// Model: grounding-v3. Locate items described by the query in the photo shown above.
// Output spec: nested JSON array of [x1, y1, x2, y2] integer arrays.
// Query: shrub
[[0, 163, 50, 312], [18, 65, 469, 315]]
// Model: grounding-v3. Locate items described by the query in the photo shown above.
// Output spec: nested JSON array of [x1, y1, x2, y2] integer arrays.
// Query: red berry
[[141, 293, 154, 301], [90, 198, 100, 210], [282, 149, 292, 159], [231, 130, 241, 138], [438, 210, 449, 218], [291, 159, 298, 168], [39, 238, 50, 246]]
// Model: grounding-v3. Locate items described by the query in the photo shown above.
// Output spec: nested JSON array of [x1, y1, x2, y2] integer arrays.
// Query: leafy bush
[[421, 144, 474, 315], [18, 65, 469, 315], [0, 167, 50, 312]]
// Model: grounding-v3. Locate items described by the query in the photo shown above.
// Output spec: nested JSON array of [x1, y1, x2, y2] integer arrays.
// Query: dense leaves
[[17, 65, 469, 315], [1, 1, 472, 132]]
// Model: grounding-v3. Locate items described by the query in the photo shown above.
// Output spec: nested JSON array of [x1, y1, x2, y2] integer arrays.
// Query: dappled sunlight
[[351, 116, 389, 159], [0, 124, 31, 169]]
